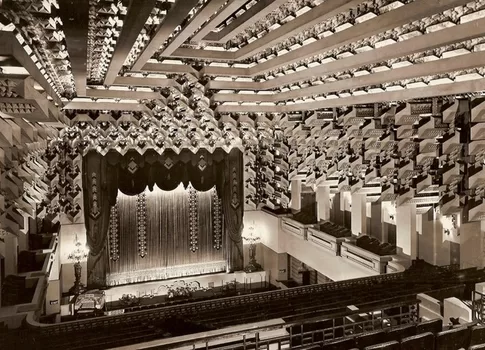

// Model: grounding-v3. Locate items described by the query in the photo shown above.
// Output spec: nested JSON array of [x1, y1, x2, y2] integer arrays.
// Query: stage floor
[[102, 270, 268, 306]]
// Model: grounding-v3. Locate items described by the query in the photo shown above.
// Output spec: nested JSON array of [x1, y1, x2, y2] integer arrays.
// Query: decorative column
[[460, 221, 485, 269], [290, 179, 301, 211], [371, 200, 383, 241], [4, 232, 18, 276], [316, 186, 330, 221], [351, 193, 366, 236], [396, 203, 417, 259]]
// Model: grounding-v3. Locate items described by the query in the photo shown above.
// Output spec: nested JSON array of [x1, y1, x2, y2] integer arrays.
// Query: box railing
[[107, 297, 420, 350], [26, 272, 408, 334]]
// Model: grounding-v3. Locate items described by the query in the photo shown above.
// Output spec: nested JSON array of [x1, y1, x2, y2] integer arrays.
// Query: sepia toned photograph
[[0, 0, 485, 349]]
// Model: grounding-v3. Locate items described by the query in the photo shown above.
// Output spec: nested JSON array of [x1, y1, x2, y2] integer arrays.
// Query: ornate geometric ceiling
[[1, 0, 485, 228], [0, 0, 484, 118]]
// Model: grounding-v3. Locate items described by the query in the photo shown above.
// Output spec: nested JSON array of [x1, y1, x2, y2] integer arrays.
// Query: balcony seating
[[435, 326, 471, 350], [321, 337, 356, 350], [17, 251, 45, 273], [1, 275, 35, 306], [292, 205, 318, 225], [416, 318, 443, 335], [400, 332, 435, 350], [355, 235, 397, 256], [37, 218, 60, 234], [15, 267, 485, 349], [386, 324, 416, 340], [317, 222, 352, 239], [355, 330, 389, 349], [470, 325, 485, 347], [29, 233, 53, 250], [364, 340, 400, 349]]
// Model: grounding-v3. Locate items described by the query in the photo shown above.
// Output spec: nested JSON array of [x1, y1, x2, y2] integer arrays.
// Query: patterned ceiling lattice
[[1, 0, 485, 227], [59, 114, 244, 155], [0, 79, 20, 98], [0, 0, 74, 97], [86, 0, 128, 84], [124, 2, 171, 67], [237, 0, 415, 56], [258, 1, 485, 78]]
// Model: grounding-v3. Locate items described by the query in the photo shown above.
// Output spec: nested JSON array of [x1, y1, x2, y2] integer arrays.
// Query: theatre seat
[[355, 330, 389, 349], [435, 326, 471, 350], [469, 344, 485, 349], [416, 318, 442, 335], [470, 325, 485, 347], [400, 332, 435, 350], [364, 340, 400, 350], [387, 324, 416, 340], [321, 337, 356, 350]]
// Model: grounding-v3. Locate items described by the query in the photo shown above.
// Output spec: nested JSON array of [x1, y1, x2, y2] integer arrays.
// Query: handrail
[[25, 264, 475, 337], [472, 290, 485, 322], [112, 297, 421, 350], [27, 272, 408, 329]]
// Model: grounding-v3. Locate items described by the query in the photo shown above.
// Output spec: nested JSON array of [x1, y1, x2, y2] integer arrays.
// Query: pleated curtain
[[107, 184, 225, 285]]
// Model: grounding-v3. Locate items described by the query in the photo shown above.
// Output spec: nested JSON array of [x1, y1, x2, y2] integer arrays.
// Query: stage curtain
[[82, 152, 112, 287], [108, 184, 225, 284], [84, 148, 244, 287], [221, 149, 244, 272]]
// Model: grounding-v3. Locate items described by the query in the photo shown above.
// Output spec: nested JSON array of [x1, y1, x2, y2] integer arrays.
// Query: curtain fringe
[[106, 261, 227, 286], [136, 193, 147, 258], [188, 186, 199, 252], [212, 188, 222, 250], [108, 202, 119, 261]]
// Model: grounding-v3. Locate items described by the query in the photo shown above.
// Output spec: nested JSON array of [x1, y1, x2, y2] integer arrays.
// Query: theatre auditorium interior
[[4, 1, 485, 350]]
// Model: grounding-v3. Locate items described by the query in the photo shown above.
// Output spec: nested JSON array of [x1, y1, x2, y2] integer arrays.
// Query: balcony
[[0, 233, 58, 328]]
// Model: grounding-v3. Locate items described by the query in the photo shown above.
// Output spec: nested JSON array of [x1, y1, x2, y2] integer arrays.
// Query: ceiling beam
[[203, 0, 286, 43], [159, 0, 228, 57], [104, 0, 158, 86], [0, 32, 62, 105], [169, 47, 236, 61], [58, 0, 90, 96], [212, 51, 485, 103], [131, 0, 200, 71], [63, 101, 154, 114], [85, 89, 164, 100], [236, 0, 365, 61], [140, 62, 200, 78], [113, 76, 181, 89], [216, 78, 485, 113], [248, 0, 472, 75], [205, 17, 485, 88], [191, 0, 247, 42], [171, 0, 472, 67], [14, 76, 61, 121]]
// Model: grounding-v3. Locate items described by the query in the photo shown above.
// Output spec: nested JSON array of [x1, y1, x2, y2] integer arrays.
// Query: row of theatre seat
[[317, 222, 396, 256], [318, 222, 352, 238], [301, 319, 485, 350], [355, 235, 396, 256]]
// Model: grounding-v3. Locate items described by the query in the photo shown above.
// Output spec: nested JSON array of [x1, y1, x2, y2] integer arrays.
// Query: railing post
[[243, 334, 246, 350], [255, 332, 260, 349]]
